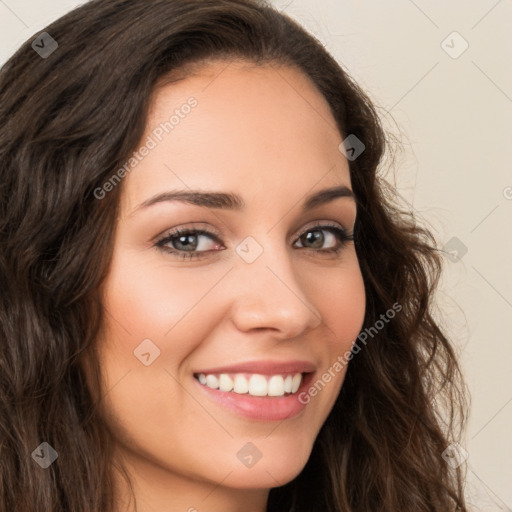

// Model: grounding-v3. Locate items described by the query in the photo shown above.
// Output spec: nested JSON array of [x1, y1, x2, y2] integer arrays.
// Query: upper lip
[[193, 360, 317, 375]]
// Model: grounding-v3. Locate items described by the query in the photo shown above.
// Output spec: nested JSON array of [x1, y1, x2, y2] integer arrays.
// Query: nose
[[227, 242, 323, 339]]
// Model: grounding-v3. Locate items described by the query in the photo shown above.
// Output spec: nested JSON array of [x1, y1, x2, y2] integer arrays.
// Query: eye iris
[[175, 234, 197, 251], [303, 230, 324, 248]]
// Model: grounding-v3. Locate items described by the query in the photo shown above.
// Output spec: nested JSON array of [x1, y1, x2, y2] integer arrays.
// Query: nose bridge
[[228, 233, 322, 336]]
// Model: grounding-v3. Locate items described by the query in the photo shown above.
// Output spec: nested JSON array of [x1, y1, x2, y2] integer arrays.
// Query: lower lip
[[194, 373, 314, 421]]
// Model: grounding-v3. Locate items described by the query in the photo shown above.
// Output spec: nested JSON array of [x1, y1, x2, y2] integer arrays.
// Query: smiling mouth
[[193, 372, 305, 397]]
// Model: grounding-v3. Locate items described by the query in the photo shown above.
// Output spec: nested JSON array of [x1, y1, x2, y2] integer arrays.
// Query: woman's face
[[94, 59, 366, 507]]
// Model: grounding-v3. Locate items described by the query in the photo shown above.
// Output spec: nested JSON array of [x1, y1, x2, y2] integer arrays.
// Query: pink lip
[[193, 359, 317, 376], [193, 367, 316, 422]]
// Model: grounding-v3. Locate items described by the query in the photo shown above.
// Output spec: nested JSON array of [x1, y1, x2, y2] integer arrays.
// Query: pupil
[[176, 234, 197, 250], [305, 230, 323, 248]]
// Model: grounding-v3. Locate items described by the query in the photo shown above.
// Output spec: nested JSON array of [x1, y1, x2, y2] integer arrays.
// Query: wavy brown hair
[[0, 0, 469, 510]]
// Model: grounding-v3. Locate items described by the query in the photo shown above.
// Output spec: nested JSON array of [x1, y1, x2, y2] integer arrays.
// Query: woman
[[0, 0, 470, 510]]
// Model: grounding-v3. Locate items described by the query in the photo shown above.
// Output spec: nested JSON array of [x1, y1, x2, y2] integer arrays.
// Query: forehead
[[120, 59, 350, 215]]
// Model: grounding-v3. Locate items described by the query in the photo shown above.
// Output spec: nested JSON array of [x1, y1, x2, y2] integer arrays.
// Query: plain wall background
[[1, 1, 511, 510]]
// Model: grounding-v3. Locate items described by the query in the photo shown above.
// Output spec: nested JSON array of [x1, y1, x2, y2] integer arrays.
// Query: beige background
[[1, 0, 511, 510]]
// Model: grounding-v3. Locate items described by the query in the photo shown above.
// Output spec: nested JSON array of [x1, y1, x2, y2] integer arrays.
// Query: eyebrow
[[132, 184, 355, 215]]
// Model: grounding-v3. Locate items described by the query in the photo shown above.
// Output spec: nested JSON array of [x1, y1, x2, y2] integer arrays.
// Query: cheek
[[99, 249, 230, 366], [309, 253, 366, 351], [302, 254, 366, 407]]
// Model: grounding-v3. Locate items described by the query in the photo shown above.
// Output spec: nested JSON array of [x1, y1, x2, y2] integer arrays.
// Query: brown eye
[[294, 225, 353, 253], [155, 228, 223, 260]]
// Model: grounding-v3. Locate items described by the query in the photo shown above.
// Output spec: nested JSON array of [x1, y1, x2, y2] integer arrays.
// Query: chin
[[215, 441, 314, 490]]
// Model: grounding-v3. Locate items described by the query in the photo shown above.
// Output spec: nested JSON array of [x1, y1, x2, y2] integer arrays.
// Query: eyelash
[[154, 222, 354, 261]]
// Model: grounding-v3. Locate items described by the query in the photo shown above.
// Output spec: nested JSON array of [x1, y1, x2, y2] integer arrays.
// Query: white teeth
[[248, 374, 268, 396], [284, 375, 293, 393], [205, 374, 218, 389], [233, 374, 249, 394], [291, 373, 302, 393], [196, 372, 304, 397], [268, 375, 285, 396], [218, 374, 233, 392]]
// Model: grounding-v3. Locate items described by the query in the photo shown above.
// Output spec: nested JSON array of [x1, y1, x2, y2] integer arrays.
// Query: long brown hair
[[0, 0, 469, 510]]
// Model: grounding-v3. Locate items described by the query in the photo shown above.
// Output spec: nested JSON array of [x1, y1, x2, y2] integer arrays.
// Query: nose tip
[[228, 263, 322, 338]]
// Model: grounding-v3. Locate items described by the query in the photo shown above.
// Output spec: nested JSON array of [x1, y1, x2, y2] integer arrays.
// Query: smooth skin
[[91, 58, 366, 512]]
